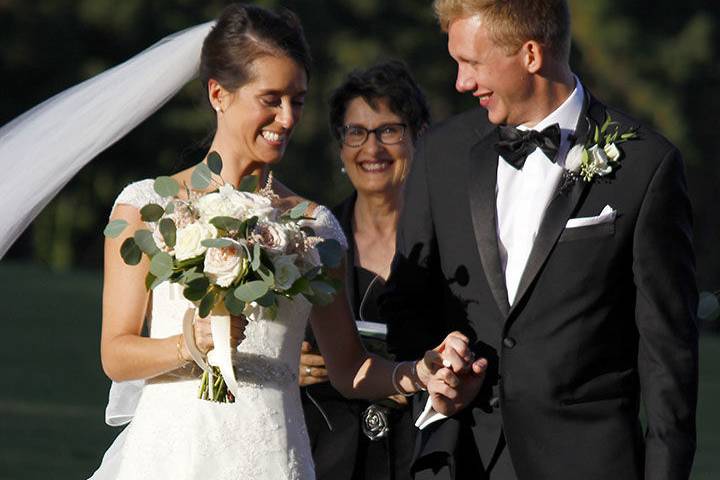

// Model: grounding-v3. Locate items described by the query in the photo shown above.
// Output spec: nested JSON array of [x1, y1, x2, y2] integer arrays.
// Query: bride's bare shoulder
[[272, 179, 319, 215]]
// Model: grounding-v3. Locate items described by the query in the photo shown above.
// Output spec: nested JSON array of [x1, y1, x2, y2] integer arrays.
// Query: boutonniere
[[563, 113, 639, 187]]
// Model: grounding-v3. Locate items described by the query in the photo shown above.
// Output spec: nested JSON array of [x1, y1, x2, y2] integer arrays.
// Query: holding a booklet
[[298, 61, 431, 480]]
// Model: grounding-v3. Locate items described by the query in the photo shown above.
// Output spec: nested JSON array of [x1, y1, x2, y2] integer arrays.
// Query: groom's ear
[[520, 40, 544, 74]]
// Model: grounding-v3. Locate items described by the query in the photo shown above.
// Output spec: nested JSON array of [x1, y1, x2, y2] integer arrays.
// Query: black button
[[489, 396, 500, 408], [503, 337, 516, 348]]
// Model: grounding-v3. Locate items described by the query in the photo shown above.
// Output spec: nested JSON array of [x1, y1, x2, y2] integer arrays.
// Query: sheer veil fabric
[[0, 21, 214, 258]]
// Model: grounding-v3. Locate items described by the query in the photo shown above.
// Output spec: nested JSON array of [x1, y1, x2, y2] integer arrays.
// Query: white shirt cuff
[[414, 396, 448, 430]]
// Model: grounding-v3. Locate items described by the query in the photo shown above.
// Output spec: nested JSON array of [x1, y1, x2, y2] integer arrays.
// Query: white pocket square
[[566, 205, 616, 229]]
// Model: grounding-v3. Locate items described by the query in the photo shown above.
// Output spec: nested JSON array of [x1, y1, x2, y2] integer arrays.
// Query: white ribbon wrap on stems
[[182, 307, 239, 396], [207, 313, 240, 396]]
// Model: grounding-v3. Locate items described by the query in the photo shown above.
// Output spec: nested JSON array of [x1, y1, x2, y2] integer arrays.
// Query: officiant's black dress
[[301, 194, 414, 480]]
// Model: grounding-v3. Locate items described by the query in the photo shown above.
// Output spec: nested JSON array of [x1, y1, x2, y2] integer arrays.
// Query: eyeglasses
[[339, 123, 407, 147]]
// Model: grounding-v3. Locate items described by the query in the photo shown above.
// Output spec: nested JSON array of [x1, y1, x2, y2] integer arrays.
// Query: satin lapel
[[508, 93, 604, 317], [468, 128, 510, 317]]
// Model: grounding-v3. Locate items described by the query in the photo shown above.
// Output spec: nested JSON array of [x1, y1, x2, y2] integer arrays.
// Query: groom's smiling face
[[447, 14, 534, 126]]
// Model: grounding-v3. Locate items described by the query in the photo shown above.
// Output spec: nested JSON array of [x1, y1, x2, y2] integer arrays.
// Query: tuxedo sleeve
[[633, 147, 699, 480], [381, 135, 446, 361]]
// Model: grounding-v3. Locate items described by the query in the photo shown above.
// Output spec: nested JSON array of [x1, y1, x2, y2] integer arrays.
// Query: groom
[[381, 0, 699, 479]]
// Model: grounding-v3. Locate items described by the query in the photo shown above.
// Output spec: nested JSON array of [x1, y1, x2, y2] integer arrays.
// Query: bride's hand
[[192, 314, 248, 354]]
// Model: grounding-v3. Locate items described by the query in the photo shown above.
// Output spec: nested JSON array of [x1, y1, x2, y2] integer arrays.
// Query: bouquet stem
[[199, 366, 235, 403]]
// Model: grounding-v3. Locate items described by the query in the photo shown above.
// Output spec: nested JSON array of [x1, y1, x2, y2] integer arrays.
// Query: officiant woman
[[299, 60, 431, 480]]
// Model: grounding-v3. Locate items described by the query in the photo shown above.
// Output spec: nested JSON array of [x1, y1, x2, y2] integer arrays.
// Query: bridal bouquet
[[104, 152, 342, 402]]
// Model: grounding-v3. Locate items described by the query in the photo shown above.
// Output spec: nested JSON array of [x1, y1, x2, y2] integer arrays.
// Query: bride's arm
[[101, 204, 190, 382], [309, 260, 475, 400]]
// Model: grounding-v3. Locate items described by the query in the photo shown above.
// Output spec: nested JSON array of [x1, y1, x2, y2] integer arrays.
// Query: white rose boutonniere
[[563, 112, 638, 186]]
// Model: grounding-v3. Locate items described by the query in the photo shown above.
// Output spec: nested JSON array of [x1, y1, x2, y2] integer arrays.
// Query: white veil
[[0, 21, 214, 258]]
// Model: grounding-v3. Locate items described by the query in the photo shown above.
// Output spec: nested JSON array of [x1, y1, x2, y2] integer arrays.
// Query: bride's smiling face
[[216, 55, 307, 165]]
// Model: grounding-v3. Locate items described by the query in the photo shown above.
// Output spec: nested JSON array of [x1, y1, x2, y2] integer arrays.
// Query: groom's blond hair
[[433, 0, 571, 61]]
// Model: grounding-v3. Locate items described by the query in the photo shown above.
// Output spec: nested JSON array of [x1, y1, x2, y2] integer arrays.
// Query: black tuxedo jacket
[[381, 93, 698, 480]]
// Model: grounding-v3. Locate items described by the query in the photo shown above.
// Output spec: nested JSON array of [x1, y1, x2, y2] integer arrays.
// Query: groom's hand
[[428, 357, 488, 416]]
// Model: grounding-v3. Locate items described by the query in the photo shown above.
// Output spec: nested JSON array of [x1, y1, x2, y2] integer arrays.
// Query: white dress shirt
[[415, 78, 586, 430]]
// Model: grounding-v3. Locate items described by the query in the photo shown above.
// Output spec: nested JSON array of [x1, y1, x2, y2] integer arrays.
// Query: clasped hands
[[299, 331, 487, 416], [417, 331, 488, 417]]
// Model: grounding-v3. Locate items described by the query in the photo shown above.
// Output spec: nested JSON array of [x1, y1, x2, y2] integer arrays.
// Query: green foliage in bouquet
[[103, 152, 344, 321]]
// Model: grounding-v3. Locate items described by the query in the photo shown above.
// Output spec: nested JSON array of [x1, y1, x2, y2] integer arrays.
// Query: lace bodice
[[93, 179, 347, 480]]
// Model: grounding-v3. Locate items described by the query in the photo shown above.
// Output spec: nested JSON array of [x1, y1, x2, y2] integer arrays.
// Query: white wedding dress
[[89, 180, 347, 480]]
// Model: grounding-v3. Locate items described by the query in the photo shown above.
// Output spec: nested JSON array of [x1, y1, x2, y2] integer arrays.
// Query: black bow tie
[[495, 123, 561, 169]]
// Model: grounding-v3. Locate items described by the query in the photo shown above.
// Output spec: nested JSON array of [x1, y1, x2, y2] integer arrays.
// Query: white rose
[[175, 222, 217, 260], [196, 185, 274, 222], [603, 142, 621, 162], [204, 242, 245, 287], [273, 254, 301, 290], [253, 221, 291, 253], [588, 145, 613, 176], [565, 144, 586, 173]]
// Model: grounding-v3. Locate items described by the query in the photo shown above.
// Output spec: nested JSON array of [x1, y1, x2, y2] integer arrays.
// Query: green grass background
[[0, 261, 717, 479]]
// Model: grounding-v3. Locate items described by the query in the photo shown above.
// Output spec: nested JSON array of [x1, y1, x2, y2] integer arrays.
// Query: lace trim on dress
[[302, 205, 348, 251], [110, 179, 165, 218]]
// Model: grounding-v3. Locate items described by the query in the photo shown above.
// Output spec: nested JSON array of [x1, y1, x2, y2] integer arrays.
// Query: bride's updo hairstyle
[[199, 3, 312, 103]]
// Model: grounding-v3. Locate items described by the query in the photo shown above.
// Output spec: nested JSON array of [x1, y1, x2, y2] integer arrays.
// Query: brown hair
[[199, 3, 311, 97], [433, 0, 570, 60]]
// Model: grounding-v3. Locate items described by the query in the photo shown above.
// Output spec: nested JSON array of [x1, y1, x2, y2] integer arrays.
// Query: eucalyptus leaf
[[145, 272, 157, 291], [234, 280, 269, 302], [154, 176, 180, 197], [134, 229, 160, 257], [140, 204, 165, 222], [202, 238, 236, 249], [308, 280, 337, 306], [150, 252, 173, 278], [251, 242, 261, 271], [183, 276, 210, 301], [187, 276, 210, 291], [191, 162, 213, 190], [104, 219, 128, 238], [199, 290, 217, 318], [286, 276, 311, 296], [207, 151, 223, 175], [257, 265, 274, 287], [317, 239, 343, 268], [120, 238, 142, 265], [159, 218, 177, 248], [148, 271, 171, 290], [256, 291, 277, 308], [210, 216, 242, 231], [224, 292, 246, 316], [290, 201, 310, 220], [238, 175, 259, 192], [164, 202, 176, 215]]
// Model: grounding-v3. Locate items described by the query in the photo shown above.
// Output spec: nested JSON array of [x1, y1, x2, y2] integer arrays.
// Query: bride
[[82, 4, 479, 479]]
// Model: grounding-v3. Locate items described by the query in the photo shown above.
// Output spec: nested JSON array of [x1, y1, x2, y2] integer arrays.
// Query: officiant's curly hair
[[433, 0, 571, 61], [199, 3, 312, 100]]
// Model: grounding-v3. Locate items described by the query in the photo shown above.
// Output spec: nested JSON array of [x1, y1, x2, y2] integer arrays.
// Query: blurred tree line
[[1, 0, 719, 293]]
